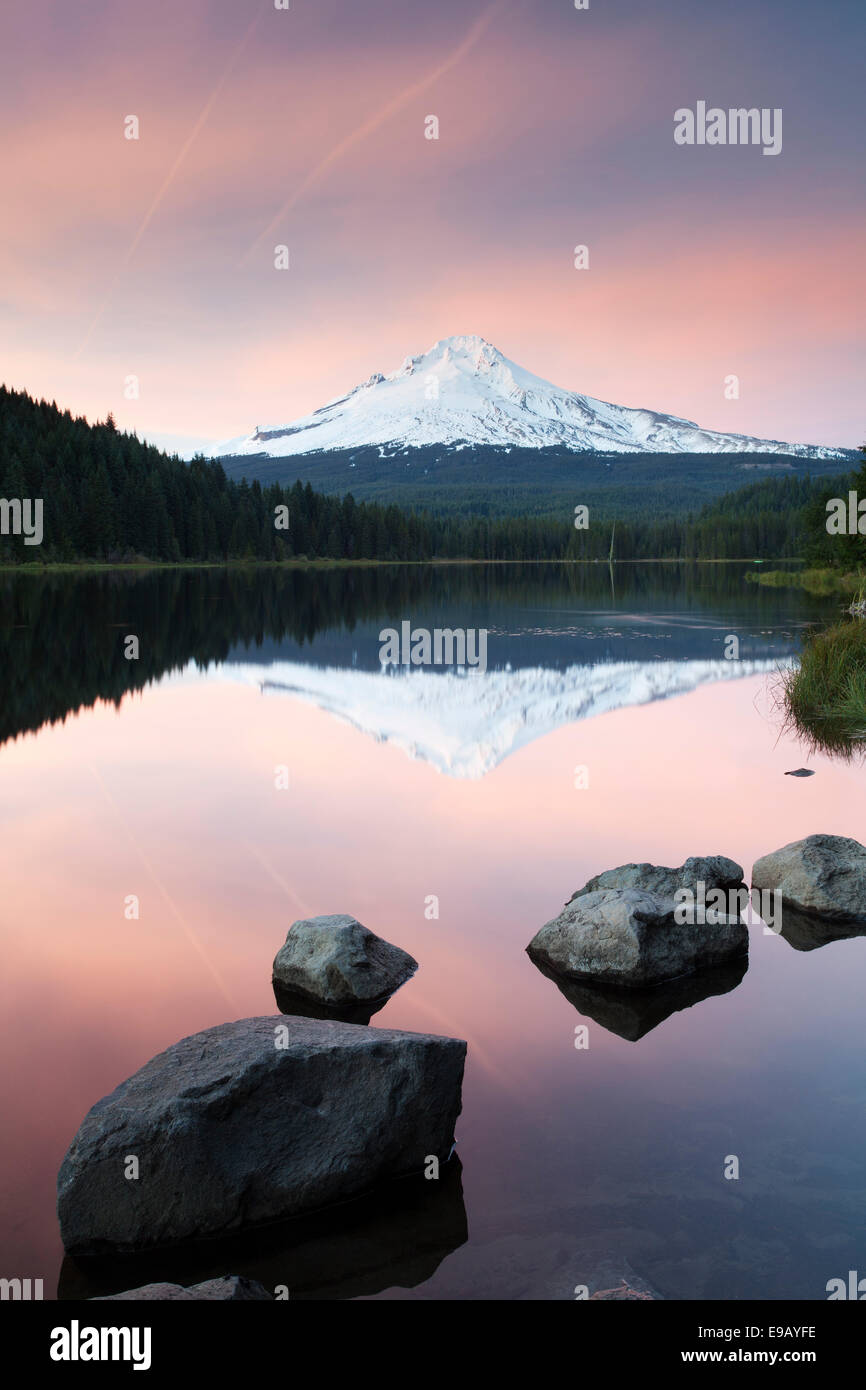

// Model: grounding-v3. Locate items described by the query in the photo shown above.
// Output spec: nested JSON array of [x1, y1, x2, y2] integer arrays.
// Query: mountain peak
[[392, 335, 502, 380], [430, 333, 498, 359], [218, 339, 846, 461]]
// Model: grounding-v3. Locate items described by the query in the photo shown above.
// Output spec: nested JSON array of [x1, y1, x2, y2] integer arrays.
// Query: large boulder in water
[[272, 915, 418, 1016], [57, 1015, 465, 1255], [751, 834, 866, 922], [567, 855, 745, 905], [528, 887, 747, 990]]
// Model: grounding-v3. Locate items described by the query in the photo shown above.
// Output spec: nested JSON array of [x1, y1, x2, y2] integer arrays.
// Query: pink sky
[[1, 0, 863, 452]]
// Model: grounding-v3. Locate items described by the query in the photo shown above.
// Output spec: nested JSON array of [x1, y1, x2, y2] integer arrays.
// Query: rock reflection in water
[[529, 956, 748, 1041], [58, 1157, 467, 1301], [272, 982, 390, 1025], [770, 901, 866, 953]]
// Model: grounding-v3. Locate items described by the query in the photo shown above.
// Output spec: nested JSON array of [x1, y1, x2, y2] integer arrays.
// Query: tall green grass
[[781, 619, 866, 757]]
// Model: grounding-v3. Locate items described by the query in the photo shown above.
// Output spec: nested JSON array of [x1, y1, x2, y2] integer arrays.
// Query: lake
[[1, 562, 863, 1300]]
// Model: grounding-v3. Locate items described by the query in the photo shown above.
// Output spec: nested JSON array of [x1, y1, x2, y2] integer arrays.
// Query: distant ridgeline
[[0, 385, 855, 562], [217, 442, 854, 522]]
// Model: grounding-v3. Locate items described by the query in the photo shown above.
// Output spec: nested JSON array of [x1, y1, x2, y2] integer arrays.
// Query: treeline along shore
[[0, 385, 858, 565]]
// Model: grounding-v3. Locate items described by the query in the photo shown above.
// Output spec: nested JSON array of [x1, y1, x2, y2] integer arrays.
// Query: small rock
[[784, 768, 815, 777], [272, 914, 418, 1011], [752, 834, 866, 922], [93, 1275, 272, 1300]]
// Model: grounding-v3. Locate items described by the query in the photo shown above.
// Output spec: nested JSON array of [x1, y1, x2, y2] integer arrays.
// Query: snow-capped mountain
[[217, 335, 844, 460], [218, 656, 784, 779]]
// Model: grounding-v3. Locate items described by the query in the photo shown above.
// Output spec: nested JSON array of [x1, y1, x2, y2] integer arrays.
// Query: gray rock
[[784, 768, 815, 777], [528, 888, 748, 989], [272, 914, 418, 1010], [567, 855, 745, 905], [752, 834, 866, 922], [93, 1276, 272, 1301], [58, 1015, 465, 1255]]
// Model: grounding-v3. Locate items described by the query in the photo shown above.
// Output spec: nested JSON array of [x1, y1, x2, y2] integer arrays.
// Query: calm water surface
[[1, 563, 863, 1300]]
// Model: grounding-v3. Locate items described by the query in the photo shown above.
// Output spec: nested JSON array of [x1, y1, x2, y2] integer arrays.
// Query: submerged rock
[[567, 855, 745, 905], [752, 834, 866, 922], [528, 887, 747, 990], [590, 1281, 655, 1301], [272, 914, 418, 1014], [58, 1015, 465, 1255], [93, 1276, 271, 1301], [411, 1236, 663, 1300]]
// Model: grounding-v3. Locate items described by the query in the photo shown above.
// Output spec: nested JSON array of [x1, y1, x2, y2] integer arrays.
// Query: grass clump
[[782, 618, 866, 757]]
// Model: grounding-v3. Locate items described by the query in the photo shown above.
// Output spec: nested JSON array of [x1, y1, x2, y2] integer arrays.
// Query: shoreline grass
[[746, 567, 865, 597], [780, 617, 866, 757]]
